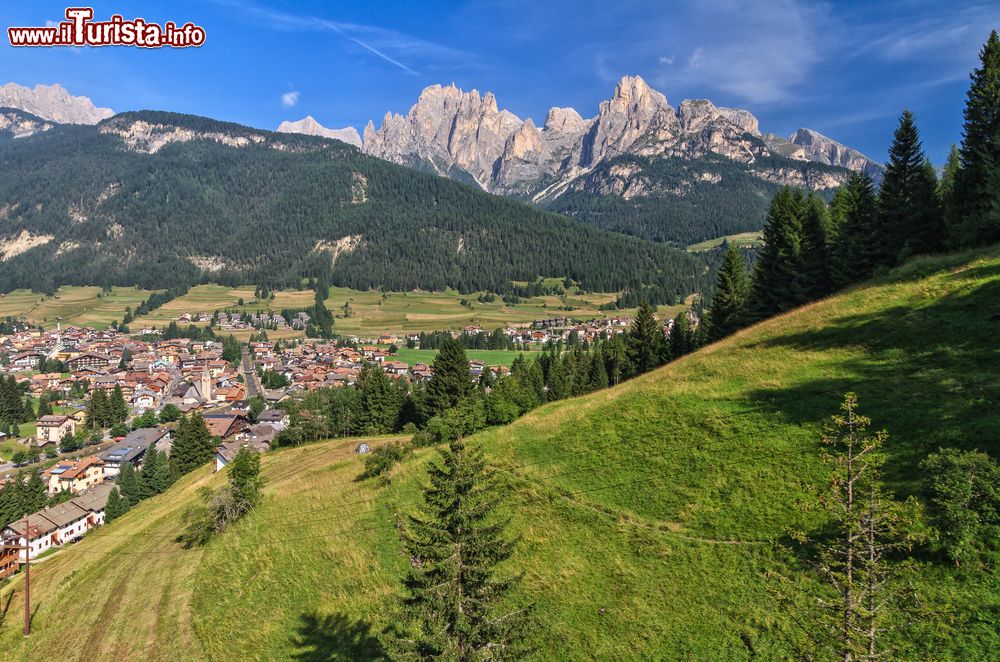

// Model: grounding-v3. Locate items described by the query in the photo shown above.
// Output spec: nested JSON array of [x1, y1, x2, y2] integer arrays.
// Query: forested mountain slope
[[2, 246, 997, 659], [0, 111, 708, 303]]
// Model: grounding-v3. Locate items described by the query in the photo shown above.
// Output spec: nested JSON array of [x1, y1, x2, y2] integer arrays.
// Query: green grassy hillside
[[3, 247, 999, 659]]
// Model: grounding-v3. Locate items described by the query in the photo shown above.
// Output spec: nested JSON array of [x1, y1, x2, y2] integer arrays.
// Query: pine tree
[[104, 487, 129, 523], [749, 187, 806, 320], [708, 243, 750, 341], [386, 438, 532, 659], [23, 470, 47, 514], [626, 301, 662, 375], [86, 389, 110, 429], [357, 363, 402, 434], [939, 144, 961, 226], [425, 337, 471, 417], [668, 312, 692, 360], [950, 30, 1000, 247], [117, 461, 142, 506], [170, 413, 216, 476], [36, 394, 53, 417], [140, 447, 171, 499], [814, 393, 910, 661], [799, 194, 834, 300], [228, 447, 263, 515], [110, 385, 130, 424], [878, 111, 944, 262], [830, 174, 880, 289], [587, 350, 609, 391]]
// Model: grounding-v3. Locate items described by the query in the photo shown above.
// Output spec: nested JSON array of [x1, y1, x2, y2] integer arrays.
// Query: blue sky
[[1, 0, 997, 163]]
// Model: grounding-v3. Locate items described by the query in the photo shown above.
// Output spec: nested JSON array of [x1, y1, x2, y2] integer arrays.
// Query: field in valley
[[392, 348, 537, 367], [0, 286, 156, 330], [3, 246, 998, 658], [687, 231, 764, 252]]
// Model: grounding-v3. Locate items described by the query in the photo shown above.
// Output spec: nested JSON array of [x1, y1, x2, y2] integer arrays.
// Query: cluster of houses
[[178, 310, 311, 332], [0, 404, 289, 574], [0, 326, 268, 446]]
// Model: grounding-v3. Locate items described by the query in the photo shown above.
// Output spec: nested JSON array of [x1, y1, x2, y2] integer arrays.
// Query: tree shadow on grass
[[292, 611, 385, 661], [743, 274, 1000, 496]]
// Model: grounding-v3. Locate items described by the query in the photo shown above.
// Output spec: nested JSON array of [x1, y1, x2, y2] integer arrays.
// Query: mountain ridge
[[0, 82, 113, 125]]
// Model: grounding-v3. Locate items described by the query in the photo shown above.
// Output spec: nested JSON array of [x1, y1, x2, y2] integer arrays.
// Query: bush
[[356, 443, 408, 481]]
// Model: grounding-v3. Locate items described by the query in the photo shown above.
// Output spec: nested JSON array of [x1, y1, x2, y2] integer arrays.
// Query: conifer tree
[[117, 461, 142, 506], [626, 301, 662, 375], [386, 438, 532, 659], [357, 363, 402, 434], [110, 385, 130, 424], [425, 337, 471, 417], [939, 144, 961, 226], [170, 413, 216, 476], [140, 447, 171, 499], [668, 312, 692, 360], [86, 388, 110, 429], [708, 243, 750, 342], [814, 393, 910, 661], [797, 194, 833, 300], [749, 187, 806, 320], [878, 111, 943, 261], [830, 173, 880, 289], [36, 394, 53, 418], [950, 30, 1000, 247], [104, 487, 129, 523], [24, 470, 48, 513]]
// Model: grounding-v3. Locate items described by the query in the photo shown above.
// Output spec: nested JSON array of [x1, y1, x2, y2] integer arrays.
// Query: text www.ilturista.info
[[8, 7, 205, 48]]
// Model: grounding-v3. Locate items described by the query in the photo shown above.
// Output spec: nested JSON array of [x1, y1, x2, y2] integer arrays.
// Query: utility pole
[[22, 514, 30, 637]]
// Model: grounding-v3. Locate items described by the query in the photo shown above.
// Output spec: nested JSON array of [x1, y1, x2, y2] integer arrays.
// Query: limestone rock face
[[0, 108, 54, 138], [789, 128, 883, 180], [363, 83, 522, 188], [276, 116, 361, 148], [0, 83, 112, 125], [359, 74, 881, 199]]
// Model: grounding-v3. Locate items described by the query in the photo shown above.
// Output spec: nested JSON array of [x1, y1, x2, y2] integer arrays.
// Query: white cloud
[[281, 91, 300, 108]]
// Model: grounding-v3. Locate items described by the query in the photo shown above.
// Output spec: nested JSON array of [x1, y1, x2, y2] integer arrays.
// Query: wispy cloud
[[212, 0, 467, 76], [281, 91, 300, 108]]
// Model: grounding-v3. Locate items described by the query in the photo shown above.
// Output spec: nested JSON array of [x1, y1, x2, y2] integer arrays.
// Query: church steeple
[[200, 364, 212, 403]]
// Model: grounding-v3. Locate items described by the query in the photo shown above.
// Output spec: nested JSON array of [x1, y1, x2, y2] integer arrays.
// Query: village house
[[42, 456, 105, 495], [35, 415, 76, 447], [255, 409, 289, 431], [214, 438, 271, 472], [99, 428, 172, 477], [0, 530, 18, 581], [202, 413, 250, 440], [66, 352, 110, 372], [3, 483, 112, 562]]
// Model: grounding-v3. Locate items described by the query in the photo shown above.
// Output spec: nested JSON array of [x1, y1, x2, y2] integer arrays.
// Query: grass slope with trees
[[2, 243, 998, 659]]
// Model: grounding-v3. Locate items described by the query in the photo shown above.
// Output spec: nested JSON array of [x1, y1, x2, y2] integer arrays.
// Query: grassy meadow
[[2, 246, 998, 658], [687, 231, 764, 252], [0, 286, 156, 329], [392, 348, 537, 368], [324, 286, 626, 336]]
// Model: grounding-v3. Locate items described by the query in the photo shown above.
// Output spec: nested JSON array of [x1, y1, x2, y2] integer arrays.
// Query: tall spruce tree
[[625, 301, 662, 375], [799, 194, 834, 300], [386, 438, 532, 659], [668, 312, 693, 360], [707, 243, 750, 342], [425, 337, 472, 417], [104, 487, 129, 523], [110, 385, 130, 424], [170, 413, 216, 476], [939, 144, 961, 224], [878, 111, 944, 261], [750, 187, 806, 319], [950, 30, 1000, 247], [117, 461, 142, 506], [139, 447, 171, 499], [830, 173, 880, 289]]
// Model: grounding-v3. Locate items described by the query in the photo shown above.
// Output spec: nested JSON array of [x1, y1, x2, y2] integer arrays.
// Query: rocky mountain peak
[[276, 115, 362, 147], [543, 107, 588, 135], [0, 82, 113, 125], [789, 128, 881, 179]]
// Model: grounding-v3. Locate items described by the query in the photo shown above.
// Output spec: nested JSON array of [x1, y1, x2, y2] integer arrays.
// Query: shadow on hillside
[[744, 274, 1000, 495], [292, 611, 385, 661], [0, 591, 12, 628]]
